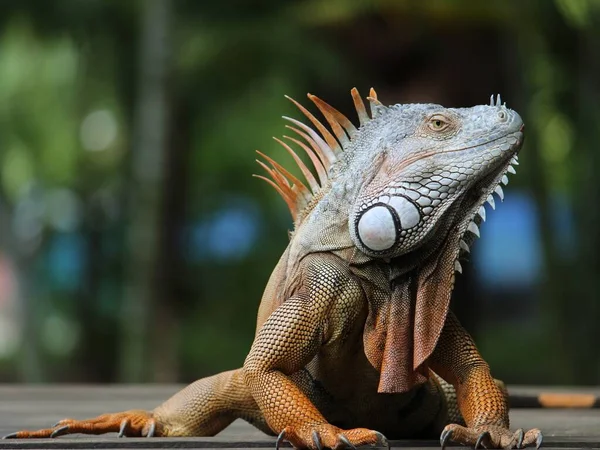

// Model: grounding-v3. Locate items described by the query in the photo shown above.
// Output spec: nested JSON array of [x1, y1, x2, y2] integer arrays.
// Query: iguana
[[7, 88, 544, 449]]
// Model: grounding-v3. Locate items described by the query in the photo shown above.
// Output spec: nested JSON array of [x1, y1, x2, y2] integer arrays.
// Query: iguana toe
[[4, 410, 161, 439], [440, 424, 543, 449], [274, 424, 384, 449]]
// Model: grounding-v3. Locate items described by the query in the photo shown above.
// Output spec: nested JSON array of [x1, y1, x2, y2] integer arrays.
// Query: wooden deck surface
[[0, 385, 598, 449]]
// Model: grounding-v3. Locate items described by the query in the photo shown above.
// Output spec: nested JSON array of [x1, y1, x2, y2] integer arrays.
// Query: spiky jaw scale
[[454, 131, 523, 271]]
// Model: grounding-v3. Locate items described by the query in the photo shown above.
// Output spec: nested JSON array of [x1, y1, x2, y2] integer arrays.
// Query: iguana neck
[[346, 214, 463, 393], [286, 174, 359, 265]]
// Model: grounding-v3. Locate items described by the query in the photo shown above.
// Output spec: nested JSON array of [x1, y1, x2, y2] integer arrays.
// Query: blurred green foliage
[[0, 0, 598, 386]]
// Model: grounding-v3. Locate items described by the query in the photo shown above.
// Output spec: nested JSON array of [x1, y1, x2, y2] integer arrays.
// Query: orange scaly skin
[[7, 89, 544, 448]]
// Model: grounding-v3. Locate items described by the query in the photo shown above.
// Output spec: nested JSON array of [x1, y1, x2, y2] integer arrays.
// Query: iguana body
[[9, 89, 543, 448]]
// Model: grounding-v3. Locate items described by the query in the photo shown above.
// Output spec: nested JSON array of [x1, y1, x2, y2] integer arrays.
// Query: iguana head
[[256, 89, 522, 268], [348, 95, 522, 263]]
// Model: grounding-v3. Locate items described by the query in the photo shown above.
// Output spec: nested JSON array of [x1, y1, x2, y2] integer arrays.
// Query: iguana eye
[[428, 115, 449, 132]]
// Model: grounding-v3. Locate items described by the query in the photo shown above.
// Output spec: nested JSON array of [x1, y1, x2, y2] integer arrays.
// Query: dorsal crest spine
[[253, 87, 381, 223]]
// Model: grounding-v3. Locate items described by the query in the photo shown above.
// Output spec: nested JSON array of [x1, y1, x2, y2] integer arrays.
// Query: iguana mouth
[[395, 129, 523, 174]]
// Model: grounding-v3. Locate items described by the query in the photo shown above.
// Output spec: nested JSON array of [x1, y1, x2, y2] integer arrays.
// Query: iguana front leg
[[243, 259, 387, 450], [430, 312, 542, 449], [6, 368, 269, 438]]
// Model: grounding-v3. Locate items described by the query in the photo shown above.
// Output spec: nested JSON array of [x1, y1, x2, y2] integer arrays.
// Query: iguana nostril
[[498, 111, 507, 121]]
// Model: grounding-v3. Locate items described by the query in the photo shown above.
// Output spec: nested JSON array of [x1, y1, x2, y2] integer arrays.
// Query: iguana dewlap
[[8, 89, 544, 449]]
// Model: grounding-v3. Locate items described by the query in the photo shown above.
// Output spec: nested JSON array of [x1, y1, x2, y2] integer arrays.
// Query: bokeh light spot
[[80, 110, 118, 152]]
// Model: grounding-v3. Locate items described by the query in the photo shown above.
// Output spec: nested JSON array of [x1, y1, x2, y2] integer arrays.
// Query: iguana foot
[[440, 424, 543, 449], [3, 410, 162, 439], [275, 424, 389, 449]]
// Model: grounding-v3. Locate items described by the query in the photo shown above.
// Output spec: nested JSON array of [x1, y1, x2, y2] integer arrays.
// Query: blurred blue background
[[0, 0, 598, 386]]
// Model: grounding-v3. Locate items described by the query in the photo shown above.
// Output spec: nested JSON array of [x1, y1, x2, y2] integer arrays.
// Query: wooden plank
[[509, 386, 600, 408], [0, 386, 598, 449], [509, 386, 600, 396]]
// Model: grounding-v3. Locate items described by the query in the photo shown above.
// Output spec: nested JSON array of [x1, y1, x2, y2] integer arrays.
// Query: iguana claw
[[145, 420, 156, 437], [475, 431, 490, 449], [374, 431, 390, 450], [275, 429, 286, 450], [50, 426, 69, 438], [312, 430, 323, 450], [440, 428, 452, 449], [118, 419, 128, 438], [516, 428, 525, 448], [338, 433, 356, 449], [536, 432, 543, 449]]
